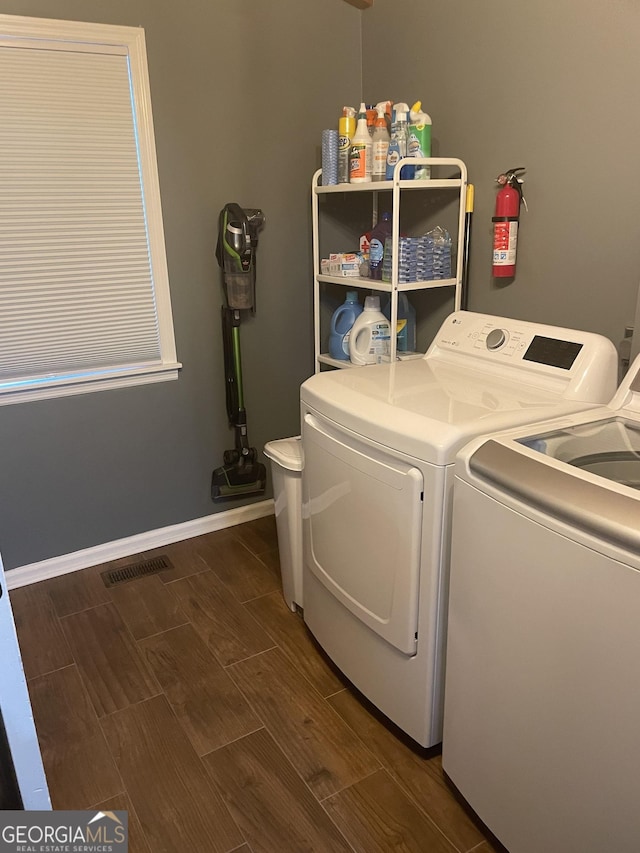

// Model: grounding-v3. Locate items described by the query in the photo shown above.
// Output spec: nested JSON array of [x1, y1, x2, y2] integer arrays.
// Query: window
[[0, 15, 180, 404]]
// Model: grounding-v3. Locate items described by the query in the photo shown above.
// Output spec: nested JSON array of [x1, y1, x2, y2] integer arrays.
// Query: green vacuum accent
[[212, 203, 266, 502]]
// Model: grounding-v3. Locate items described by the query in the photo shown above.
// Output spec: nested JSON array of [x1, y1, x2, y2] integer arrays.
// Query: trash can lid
[[263, 436, 303, 471]]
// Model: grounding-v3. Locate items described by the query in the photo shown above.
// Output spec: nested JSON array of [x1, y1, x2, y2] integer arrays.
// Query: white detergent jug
[[349, 295, 391, 365]]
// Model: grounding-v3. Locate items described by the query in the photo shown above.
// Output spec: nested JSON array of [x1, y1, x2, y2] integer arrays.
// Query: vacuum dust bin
[[263, 436, 303, 612]]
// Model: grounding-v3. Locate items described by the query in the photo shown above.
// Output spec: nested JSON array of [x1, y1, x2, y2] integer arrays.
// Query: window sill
[[0, 363, 182, 405]]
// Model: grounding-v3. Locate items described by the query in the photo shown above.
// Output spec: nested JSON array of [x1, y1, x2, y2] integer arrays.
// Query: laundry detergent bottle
[[329, 291, 363, 360], [383, 292, 417, 353], [349, 295, 391, 365]]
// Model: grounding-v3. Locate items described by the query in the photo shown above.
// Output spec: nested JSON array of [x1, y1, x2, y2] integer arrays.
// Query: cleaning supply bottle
[[349, 295, 391, 365], [329, 291, 363, 360], [368, 212, 392, 280], [380, 100, 393, 134], [366, 106, 377, 136], [371, 103, 391, 182], [349, 102, 372, 183], [385, 103, 411, 180], [338, 106, 356, 184], [408, 101, 432, 179], [383, 292, 417, 353]]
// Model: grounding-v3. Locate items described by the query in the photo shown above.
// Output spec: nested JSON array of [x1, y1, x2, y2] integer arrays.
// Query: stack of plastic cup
[[322, 129, 339, 186]]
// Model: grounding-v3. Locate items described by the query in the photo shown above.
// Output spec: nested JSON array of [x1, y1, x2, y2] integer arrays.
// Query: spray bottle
[[338, 106, 356, 184], [366, 106, 377, 136], [380, 100, 393, 134], [408, 101, 432, 179], [385, 102, 411, 180], [349, 102, 372, 183], [371, 102, 391, 182]]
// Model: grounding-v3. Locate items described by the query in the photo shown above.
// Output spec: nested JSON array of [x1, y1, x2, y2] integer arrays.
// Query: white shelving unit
[[312, 157, 468, 371]]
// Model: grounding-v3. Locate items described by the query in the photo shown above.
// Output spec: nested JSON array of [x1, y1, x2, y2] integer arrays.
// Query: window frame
[[0, 14, 181, 405]]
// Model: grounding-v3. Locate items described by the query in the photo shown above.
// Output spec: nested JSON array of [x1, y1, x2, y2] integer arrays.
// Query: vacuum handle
[[222, 307, 244, 424]]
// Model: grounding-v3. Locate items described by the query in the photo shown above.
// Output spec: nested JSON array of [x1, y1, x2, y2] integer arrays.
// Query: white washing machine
[[300, 310, 617, 747], [443, 355, 640, 853]]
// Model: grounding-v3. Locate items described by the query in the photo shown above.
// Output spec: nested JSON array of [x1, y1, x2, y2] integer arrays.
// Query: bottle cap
[[364, 295, 380, 311], [410, 100, 432, 124]]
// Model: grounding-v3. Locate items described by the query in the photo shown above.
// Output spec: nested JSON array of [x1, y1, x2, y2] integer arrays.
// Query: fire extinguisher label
[[493, 221, 518, 265]]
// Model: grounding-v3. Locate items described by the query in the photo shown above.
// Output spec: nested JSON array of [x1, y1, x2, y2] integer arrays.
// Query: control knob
[[486, 328, 507, 350]]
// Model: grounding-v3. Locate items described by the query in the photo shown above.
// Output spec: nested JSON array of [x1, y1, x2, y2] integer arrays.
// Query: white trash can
[[263, 436, 303, 611]]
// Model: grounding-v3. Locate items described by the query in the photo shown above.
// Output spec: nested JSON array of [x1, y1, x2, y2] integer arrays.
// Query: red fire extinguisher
[[492, 167, 526, 278]]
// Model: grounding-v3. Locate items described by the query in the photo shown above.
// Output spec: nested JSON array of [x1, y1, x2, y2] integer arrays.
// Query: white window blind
[[0, 16, 180, 404]]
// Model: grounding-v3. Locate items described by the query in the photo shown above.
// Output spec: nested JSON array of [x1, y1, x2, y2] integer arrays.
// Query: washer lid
[[301, 359, 597, 465]]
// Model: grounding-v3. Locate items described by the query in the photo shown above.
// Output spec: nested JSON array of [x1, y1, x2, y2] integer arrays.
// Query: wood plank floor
[[10, 515, 504, 853]]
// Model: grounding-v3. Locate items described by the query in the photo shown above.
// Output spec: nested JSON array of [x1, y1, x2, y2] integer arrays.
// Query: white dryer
[[443, 354, 640, 853], [300, 311, 617, 747]]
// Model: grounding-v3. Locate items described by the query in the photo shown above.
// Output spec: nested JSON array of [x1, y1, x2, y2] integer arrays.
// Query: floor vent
[[100, 555, 173, 588]]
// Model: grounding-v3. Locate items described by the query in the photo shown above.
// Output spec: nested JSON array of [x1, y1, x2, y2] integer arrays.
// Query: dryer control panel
[[426, 311, 618, 400], [481, 327, 582, 369], [433, 312, 581, 363], [522, 335, 583, 370]]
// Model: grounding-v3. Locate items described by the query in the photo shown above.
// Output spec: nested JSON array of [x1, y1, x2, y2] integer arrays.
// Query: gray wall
[[0, 0, 362, 569], [6, 0, 638, 570], [363, 0, 640, 347]]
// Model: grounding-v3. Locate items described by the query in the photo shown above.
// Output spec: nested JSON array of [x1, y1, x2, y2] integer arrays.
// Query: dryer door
[[303, 411, 423, 655]]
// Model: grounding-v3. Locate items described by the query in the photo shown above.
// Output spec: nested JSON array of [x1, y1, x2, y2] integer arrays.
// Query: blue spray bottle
[[385, 103, 412, 180]]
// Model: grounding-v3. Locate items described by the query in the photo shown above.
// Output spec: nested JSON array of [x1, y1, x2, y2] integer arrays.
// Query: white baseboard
[[6, 499, 275, 590]]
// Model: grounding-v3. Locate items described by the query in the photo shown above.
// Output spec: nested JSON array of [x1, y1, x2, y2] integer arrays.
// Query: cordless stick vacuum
[[211, 202, 266, 501]]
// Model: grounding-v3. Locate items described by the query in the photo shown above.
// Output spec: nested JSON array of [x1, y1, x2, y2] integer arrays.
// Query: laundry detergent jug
[[329, 291, 363, 360], [383, 292, 417, 353], [349, 295, 391, 365]]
